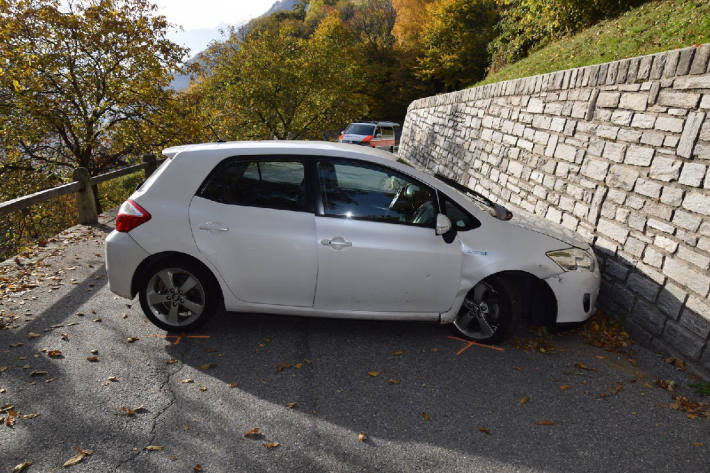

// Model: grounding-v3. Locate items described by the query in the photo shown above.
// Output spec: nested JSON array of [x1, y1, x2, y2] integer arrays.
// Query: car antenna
[[206, 124, 225, 143]]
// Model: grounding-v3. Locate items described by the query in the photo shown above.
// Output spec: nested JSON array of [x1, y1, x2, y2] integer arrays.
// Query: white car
[[105, 141, 600, 343]]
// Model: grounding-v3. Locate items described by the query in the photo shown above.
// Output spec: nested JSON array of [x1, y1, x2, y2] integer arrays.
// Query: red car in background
[[338, 121, 400, 153]]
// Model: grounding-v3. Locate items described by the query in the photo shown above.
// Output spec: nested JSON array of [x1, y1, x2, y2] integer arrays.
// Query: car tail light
[[115, 200, 151, 232], [339, 133, 344, 140], [361, 135, 373, 144]]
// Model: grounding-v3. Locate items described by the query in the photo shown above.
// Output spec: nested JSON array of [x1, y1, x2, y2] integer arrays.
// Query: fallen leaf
[[388, 378, 400, 385], [63, 445, 92, 467], [294, 362, 303, 369], [276, 362, 291, 373], [60, 333, 68, 341], [422, 412, 430, 421], [145, 445, 163, 451], [263, 442, 280, 449], [48, 350, 62, 358], [574, 362, 595, 371], [106, 376, 118, 384], [0, 366, 7, 373], [512, 366, 523, 372], [519, 396, 529, 405], [358, 432, 368, 442], [537, 420, 554, 425], [166, 359, 179, 365], [193, 465, 202, 472], [170, 455, 177, 461], [243, 427, 263, 439], [394, 350, 403, 356], [122, 313, 128, 319], [125, 337, 138, 343], [181, 378, 194, 384], [367, 371, 381, 377], [692, 442, 703, 447], [200, 363, 215, 370], [478, 426, 491, 434], [86, 356, 98, 362], [229, 381, 238, 388], [431, 348, 439, 352], [30, 370, 48, 376], [90, 349, 98, 355], [559, 385, 572, 392], [92, 318, 101, 323], [287, 402, 297, 408], [11, 460, 32, 472], [199, 386, 207, 392], [184, 424, 190, 431], [5, 409, 18, 426], [0, 388, 5, 393], [28, 332, 40, 338]]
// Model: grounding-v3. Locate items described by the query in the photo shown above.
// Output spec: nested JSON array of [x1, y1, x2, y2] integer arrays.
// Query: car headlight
[[546, 248, 595, 272]]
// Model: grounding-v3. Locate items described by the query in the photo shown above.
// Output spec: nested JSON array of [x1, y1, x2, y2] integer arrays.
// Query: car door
[[189, 156, 318, 307], [313, 158, 462, 313]]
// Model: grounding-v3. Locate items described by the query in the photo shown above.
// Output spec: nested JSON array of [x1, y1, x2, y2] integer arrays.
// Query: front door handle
[[199, 222, 229, 232], [321, 236, 352, 250]]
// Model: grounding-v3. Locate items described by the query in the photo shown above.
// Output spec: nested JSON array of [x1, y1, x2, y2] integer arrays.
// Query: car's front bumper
[[105, 230, 150, 299], [544, 265, 601, 323]]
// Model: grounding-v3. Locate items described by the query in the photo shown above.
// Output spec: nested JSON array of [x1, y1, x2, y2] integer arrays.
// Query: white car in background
[[105, 141, 599, 343]]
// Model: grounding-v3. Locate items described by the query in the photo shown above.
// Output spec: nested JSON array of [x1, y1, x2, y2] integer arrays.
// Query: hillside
[[479, 0, 710, 86]]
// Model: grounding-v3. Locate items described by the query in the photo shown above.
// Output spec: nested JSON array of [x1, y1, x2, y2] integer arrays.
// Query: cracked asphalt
[[1, 214, 709, 472]]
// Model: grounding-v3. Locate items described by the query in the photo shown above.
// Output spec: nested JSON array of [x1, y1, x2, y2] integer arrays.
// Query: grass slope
[[479, 0, 710, 86]]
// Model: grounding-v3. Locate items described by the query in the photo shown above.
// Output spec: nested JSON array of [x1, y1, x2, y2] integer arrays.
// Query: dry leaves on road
[[86, 356, 98, 362], [421, 412, 430, 421], [48, 350, 62, 358], [125, 337, 138, 343], [11, 460, 32, 472], [244, 427, 263, 439], [287, 402, 297, 409], [478, 426, 491, 434], [263, 442, 280, 449], [394, 350, 403, 356], [388, 378, 400, 385], [367, 371, 380, 377], [181, 378, 194, 384], [574, 362, 595, 371], [358, 432, 368, 442], [229, 381, 238, 388], [120, 405, 145, 416], [519, 396, 530, 405], [536, 420, 554, 425], [200, 363, 215, 370], [559, 385, 572, 392], [63, 445, 92, 467], [145, 445, 163, 451]]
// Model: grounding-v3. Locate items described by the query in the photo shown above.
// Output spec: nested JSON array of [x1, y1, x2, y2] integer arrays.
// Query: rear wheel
[[452, 276, 520, 344], [138, 258, 219, 332]]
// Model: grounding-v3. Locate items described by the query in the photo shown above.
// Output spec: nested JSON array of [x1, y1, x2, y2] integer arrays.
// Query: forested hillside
[[1, 0, 706, 259]]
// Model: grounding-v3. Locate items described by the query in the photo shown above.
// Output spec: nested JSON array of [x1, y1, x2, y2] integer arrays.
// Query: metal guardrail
[[0, 154, 163, 223]]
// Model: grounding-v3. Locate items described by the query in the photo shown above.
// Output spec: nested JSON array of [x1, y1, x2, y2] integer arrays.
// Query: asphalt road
[[1, 216, 709, 472]]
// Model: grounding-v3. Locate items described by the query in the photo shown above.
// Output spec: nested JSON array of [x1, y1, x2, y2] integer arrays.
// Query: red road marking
[[150, 333, 210, 345], [447, 336, 504, 355]]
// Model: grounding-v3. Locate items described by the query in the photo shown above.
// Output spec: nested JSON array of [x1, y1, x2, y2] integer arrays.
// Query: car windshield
[[433, 173, 513, 221], [345, 124, 376, 135]]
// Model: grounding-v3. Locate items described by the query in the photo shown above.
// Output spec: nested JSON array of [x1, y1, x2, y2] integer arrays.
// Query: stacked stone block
[[400, 44, 710, 377]]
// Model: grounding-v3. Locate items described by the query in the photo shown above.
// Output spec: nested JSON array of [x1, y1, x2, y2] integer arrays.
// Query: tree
[[0, 0, 189, 178], [392, 0, 436, 50], [416, 0, 499, 91], [199, 13, 368, 141]]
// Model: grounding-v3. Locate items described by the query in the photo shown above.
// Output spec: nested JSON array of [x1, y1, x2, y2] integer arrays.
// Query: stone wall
[[400, 44, 710, 377]]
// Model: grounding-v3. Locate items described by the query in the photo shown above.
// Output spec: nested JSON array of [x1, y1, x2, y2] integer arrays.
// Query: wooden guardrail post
[[73, 167, 98, 224], [143, 153, 157, 179]]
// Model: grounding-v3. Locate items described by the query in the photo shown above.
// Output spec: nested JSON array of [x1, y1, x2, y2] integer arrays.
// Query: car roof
[[348, 121, 400, 127], [163, 140, 396, 162]]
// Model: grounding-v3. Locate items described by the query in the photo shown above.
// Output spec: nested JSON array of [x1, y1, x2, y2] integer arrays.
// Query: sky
[[153, 0, 278, 56]]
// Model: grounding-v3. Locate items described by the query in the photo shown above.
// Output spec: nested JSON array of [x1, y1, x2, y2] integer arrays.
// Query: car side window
[[382, 127, 394, 137], [197, 158, 310, 212], [317, 160, 437, 228], [442, 195, 481, 231]]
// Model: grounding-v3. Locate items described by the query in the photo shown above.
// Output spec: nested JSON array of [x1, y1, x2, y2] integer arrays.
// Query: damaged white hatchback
[[105, 141, 600, 343]]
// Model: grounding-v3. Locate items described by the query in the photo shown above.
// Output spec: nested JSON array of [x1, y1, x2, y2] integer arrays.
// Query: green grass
[[478, 0, 710, 86]]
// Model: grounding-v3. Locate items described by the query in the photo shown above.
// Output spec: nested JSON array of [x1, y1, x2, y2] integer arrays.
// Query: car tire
[[452, 275, 521, 344], [138, 257, 219, 332]]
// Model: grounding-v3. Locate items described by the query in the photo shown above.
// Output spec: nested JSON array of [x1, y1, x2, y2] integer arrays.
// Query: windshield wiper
[[434, 173, 512, 221]]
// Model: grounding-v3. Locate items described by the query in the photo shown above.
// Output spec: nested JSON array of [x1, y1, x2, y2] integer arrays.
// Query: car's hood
[[340, 134, 369, 141], [509, 210, 590, 250]]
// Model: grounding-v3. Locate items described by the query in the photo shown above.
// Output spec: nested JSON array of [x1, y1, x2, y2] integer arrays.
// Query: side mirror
[[435, 213, 452, 235]]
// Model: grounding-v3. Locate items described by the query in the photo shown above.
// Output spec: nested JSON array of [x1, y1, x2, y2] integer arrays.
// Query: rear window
[[197, 158, 310, 212], [345, 124, 376, 135]]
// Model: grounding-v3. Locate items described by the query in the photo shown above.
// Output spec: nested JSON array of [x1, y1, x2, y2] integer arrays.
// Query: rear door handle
[[199, 222, 229, 232], [321, 236, 352, 250]]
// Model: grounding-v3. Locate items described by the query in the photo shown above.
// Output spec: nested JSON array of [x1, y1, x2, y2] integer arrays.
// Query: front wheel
[[138, 258, 219, 332], [452, 276, 521, 344]]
